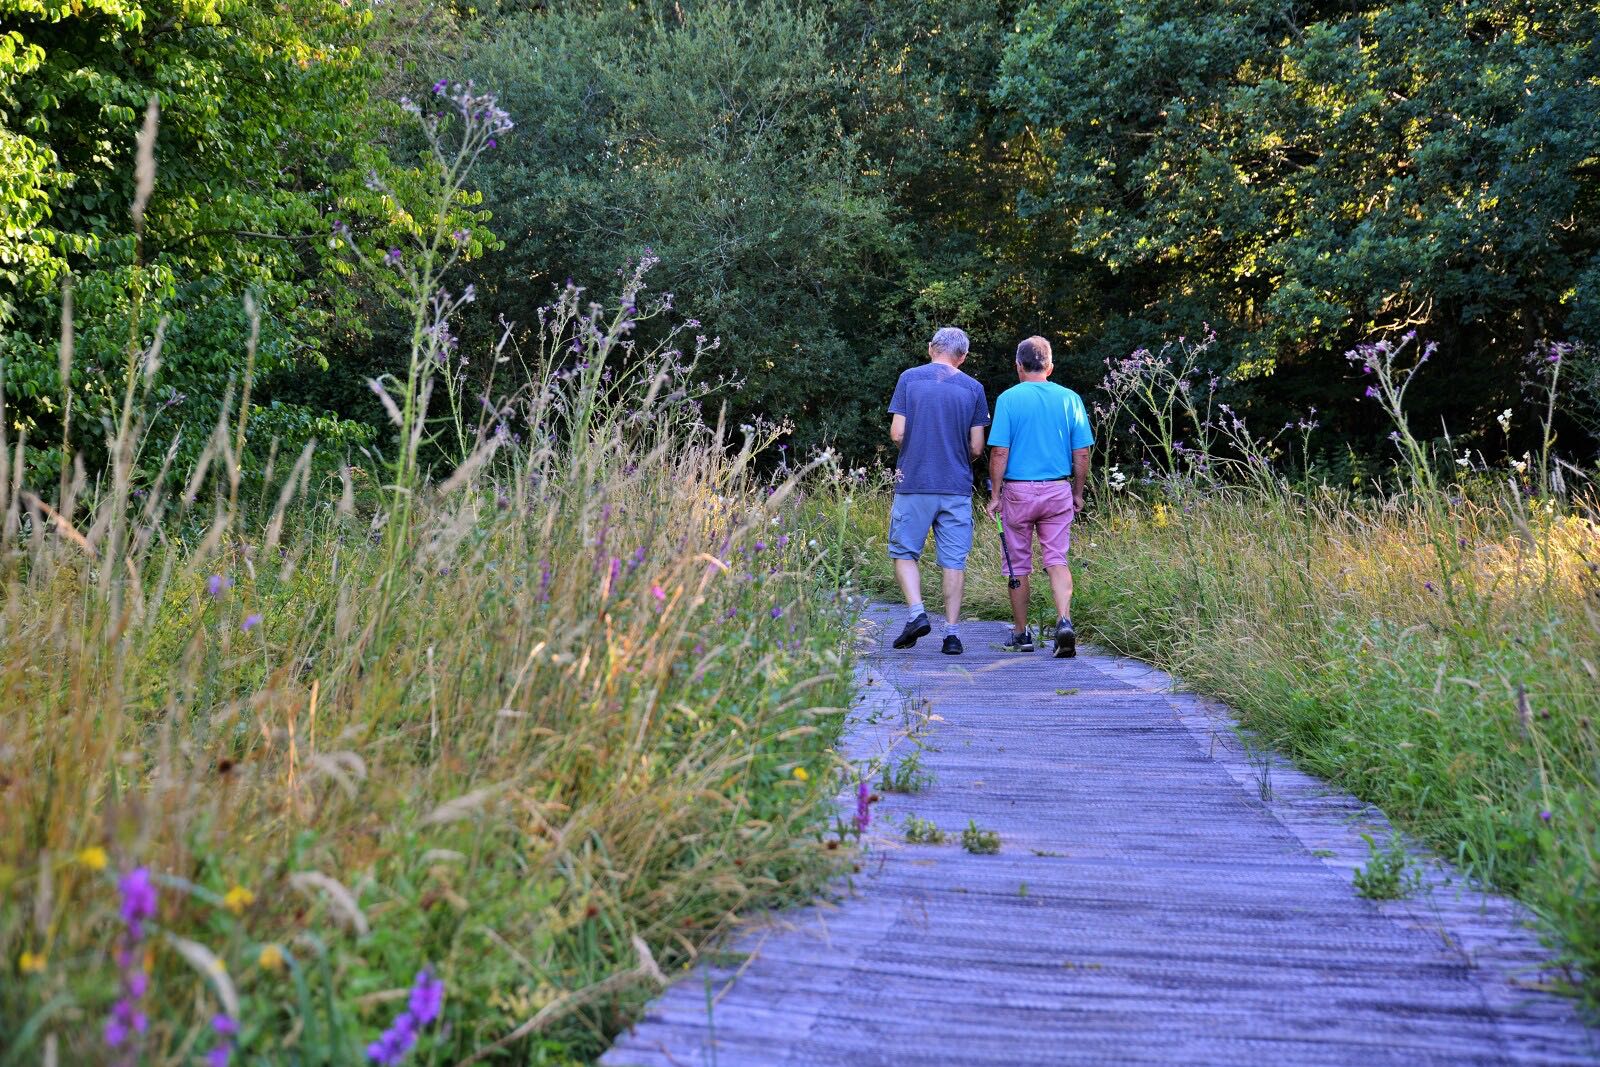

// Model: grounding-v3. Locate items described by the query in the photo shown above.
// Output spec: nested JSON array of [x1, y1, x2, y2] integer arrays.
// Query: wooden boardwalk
[[603, 606, 1597, 1065]]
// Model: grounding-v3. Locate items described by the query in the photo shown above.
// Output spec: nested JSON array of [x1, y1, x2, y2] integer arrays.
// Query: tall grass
[[844, 339, 1600, 1012], [1, 97, 860, 1065]]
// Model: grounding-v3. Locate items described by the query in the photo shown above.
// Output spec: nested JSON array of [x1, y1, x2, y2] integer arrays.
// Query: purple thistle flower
[[241, 613, 262, 632], [1424, 581, 1437, 593], [1364, 385, 1378, 399], [485, 138, 497, 149], [432, 79, 447, 94], [385, 248, 402, 267], [753, 541, 766, 553], [771, 606, 784, 620], [1540, 810, 1553, 823], [206, 574, 231, 599]]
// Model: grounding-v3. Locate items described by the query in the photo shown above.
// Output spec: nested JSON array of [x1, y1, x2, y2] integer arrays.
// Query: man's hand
[[985, 494, 1001, 522], [1073, 487, 1086, 513]]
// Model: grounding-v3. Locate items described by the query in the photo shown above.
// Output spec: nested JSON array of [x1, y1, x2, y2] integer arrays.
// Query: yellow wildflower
[[258, 944, 285, 972], [18, 950, 46, 975], [1152, 503, 1172, 529], [792, 767, 809, 782], [77, 846, 108, 871], [223, 885, 256, 915]]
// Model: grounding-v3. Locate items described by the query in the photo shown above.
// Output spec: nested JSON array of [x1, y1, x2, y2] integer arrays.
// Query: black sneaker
[[893, 612, 932, 649], [1001, 630, 1035, 653], [941, 634, 963, 656], [1054, 617, 1076, 659]]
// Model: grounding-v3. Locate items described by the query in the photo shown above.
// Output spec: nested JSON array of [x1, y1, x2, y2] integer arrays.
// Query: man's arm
[[1072, 446, 1091, 511], [890, 413, 907, 447], [986, 446, 1010, 520], [968, 424, 985, 459]]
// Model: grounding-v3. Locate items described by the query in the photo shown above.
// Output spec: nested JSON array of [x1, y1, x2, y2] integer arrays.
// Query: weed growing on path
[[902, 816, 945, 845], [1354, 833, 1425, 901], [961, 821, 1001, 855], [878, 749, 933, 794]]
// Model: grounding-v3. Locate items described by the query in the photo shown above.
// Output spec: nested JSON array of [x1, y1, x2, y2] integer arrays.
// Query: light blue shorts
[[888, 493, 974, 571]]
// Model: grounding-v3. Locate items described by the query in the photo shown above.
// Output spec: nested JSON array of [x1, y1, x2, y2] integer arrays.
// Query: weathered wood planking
[[602, 605, 1597, 1066]]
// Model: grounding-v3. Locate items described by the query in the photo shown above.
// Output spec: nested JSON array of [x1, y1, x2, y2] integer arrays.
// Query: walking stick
[[988, 479, 1021, 591]]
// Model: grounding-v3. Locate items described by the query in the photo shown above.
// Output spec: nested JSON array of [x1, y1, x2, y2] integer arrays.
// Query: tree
[[997, 0, 1600, 451], [0, 0, 393, 485]]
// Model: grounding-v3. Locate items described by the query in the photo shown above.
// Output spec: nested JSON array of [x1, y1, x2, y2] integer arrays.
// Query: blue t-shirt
[[988, 381, 1095, 480], [888, 363, 991, 495]]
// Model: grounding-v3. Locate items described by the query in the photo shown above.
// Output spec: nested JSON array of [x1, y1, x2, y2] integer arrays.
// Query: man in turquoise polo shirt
[[984, 336, 1094, 657]]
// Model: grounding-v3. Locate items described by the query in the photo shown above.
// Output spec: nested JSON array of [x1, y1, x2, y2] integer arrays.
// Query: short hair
[[930, 326, 969, 358], [1016, 336, 1052, 372]]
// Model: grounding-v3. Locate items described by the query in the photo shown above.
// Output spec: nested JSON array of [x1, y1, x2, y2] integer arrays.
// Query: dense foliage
[[5, 0, 1598, 480]]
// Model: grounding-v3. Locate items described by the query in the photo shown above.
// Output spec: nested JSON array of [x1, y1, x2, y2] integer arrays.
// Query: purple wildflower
[[203, 1014, 239, 1067], [855, 779, 871, 834], [1540, 810, 1553, 823], [432, 79, 447, 94], [118, 868, 158, 936], [385, 248, 402, 267], [651, 585, 666, 603], [771, 606, 784, 620], [1424, 581, 1437, 593], [241, 613, 262, 633], [206, 574, 231, 599], [408, 969, 445, 1025], [366, 969, 444, 1065], [1364, 386, 1378, 399], [753, 541, 766, 553]]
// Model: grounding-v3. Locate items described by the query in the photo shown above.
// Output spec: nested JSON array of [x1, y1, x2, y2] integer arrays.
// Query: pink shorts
[[1000, 481, 1075, 577]]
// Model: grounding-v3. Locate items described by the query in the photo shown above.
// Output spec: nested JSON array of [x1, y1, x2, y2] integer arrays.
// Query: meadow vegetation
[[0, 104, 866, 1065]]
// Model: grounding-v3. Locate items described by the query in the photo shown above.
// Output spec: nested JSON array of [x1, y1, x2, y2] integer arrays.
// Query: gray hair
[[930, 326, 970, 358], [1016, 335, 1052, 372]]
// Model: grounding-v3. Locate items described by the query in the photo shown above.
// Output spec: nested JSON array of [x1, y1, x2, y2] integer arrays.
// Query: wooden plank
[[603, 605, 1598, 1065]]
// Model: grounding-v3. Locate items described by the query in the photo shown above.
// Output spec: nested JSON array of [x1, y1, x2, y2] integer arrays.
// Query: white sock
[[908, 602, 925, 621], [945, 621, 960, 638]]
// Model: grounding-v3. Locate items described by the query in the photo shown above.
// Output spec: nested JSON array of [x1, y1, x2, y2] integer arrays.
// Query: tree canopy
[[2, 0, 1597, 483]]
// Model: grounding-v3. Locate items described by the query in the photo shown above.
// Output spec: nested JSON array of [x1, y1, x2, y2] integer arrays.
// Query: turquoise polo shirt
[[988, 381, 1095, 480]]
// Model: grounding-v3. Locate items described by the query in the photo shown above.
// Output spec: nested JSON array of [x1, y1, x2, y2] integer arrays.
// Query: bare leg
[[1046, 564, 1073, 620], [941, 567, 965, 627], [894, 558, 923, 612], [1008, 574, 1031, 633]]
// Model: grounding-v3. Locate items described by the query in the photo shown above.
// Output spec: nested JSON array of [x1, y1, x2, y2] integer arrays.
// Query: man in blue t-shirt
[[984, 336, 1094, 658], [886, 326, 991, 655]]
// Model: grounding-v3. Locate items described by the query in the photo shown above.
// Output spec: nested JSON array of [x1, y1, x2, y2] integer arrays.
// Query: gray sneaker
[[1001, 630, 1035, 653]]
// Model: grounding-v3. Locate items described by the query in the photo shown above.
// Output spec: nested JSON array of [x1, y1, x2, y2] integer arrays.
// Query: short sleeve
[[988, 392, 1011, 448], [971, 383, 991, 428], [1067, 395, 1095, 450], [888, 371, 908, 415]]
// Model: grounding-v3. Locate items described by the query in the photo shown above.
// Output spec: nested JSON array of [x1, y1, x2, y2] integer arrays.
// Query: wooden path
[[604, 606, 1597, 1065]]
